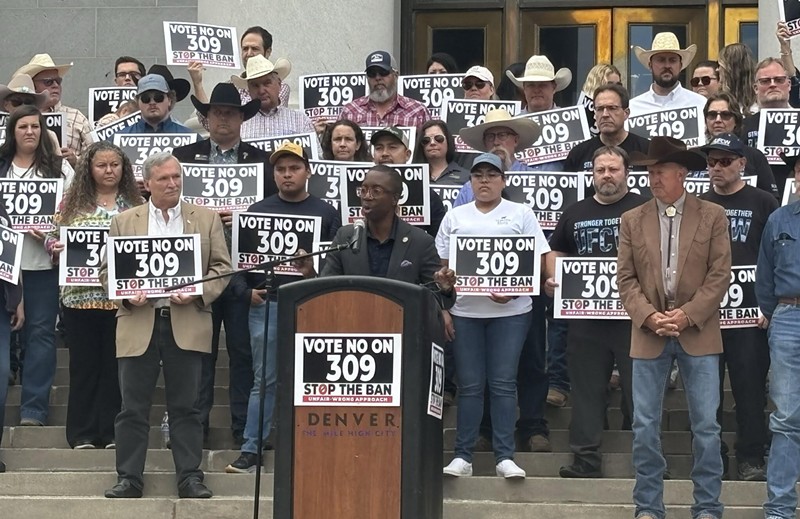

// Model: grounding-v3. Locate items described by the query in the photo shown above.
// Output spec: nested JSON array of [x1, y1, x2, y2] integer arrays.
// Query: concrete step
[[3, 404, 232, 428], [50, 366, 231, 386], [6, 384, 231, 406], [53, 347, 230, 367], [442, 502, 763, 519], [2, 426, 243, 450]]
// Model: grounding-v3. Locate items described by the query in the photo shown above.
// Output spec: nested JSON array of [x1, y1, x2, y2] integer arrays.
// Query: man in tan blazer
[[100, 152, 231, 499], [617, 137, 731, 519]]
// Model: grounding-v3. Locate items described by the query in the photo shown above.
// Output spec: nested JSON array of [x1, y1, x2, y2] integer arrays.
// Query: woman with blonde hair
[[580, 63, 623, 136], [718, 43, 757, 115]]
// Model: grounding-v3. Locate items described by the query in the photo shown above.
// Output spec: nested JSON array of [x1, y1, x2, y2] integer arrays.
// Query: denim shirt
[[453, 159, 564, 207], [118, 117, 194, 134], [755, 200, 800, 318]]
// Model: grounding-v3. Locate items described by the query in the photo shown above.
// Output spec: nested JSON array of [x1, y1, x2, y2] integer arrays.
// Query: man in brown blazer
[[617, 137, 731, 519], [100, 152, 231, 499]]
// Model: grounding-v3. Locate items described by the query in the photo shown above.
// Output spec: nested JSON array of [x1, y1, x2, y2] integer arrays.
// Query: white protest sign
[[756, 109, 800, 164], [232, 212, 322, 275], [450, 234, 540, 295], [90, 111, 142, 142], [0, 225, 23, 285], [398, 74, 464, 119], [299, 73, 367, 121], [554, 257, 627, 319], [88, 87, 136, 124], [58, 227, 108, 286], [0, 178, 63, 231], [503, 171, 584, 230], [114, 133, 198, 180], [180, 163, 263, 212], [515, 106, 592, 165], [339, 164, 431, 225], [440, 99, 522, 153], [163, 21, 241, 69]]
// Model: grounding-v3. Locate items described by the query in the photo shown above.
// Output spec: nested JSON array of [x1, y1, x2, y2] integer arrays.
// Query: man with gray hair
[[100, 152, 231, 499]]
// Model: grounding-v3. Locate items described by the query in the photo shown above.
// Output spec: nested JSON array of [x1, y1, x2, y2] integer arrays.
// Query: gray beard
[[369, 86, 396, 103]]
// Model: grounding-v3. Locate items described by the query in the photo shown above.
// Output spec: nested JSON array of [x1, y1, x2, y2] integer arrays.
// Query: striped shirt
[[339, 94, 431, 131], [197, 82, 291, 130], [240, 106, 315, 140]]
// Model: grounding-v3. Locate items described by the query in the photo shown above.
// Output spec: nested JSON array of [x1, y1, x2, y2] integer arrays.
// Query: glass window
[[628, 25, 688, 98], [739, 22, 758, 58], [431, 28, 485, 72], [539, 26, 596, 107]]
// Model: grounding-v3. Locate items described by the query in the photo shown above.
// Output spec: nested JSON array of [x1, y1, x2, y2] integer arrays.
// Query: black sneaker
[[559, 459, 601, 478], [737, 461, 766, 481], [0, 459, 5, 473], [225, 452, 258, 474]]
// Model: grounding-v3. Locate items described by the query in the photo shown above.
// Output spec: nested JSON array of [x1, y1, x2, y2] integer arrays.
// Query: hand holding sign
[[163, 21, 241, 69]]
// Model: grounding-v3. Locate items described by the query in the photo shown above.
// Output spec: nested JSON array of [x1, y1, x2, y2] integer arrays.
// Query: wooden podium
[[273, 276, 445, 519]]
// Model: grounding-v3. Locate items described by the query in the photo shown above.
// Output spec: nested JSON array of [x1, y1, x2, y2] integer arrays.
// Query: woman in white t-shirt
[[437, 152, 550, 479], [0, 105, 74, 427]]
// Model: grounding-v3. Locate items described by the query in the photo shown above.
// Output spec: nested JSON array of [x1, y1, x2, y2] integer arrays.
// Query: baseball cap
[[370, 126, 409, 148], [463, 66, 495, 85], [137, 74, 170, 95], [700, 132, 745, 157], [471, 152, 503, 173], [365, 51, 397, 72], [270, 141, 309, 165]]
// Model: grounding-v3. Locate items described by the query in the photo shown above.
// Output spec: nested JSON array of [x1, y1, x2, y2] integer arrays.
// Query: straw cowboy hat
[[629, 136, 707, 171], [633, 32, 697, 70], [0, 74, 48, 108], [14, 53, 73, 78], [459, 108, 541, 152], [231, 55, 292, 90], [507, 55, 572, 92], [191, 83, 261, 120]]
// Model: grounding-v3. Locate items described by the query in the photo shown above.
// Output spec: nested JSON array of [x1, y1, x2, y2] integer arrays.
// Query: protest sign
[[719, 266, 760, 328], [398, 74, 464, 118], [627, 106, 705, 146], [0, 178, 63, 231], [245, 131, 320, 161], [515, 106, 592, 165], [504, 171, 584, 229], [554, 257, 627, 319], [90, 111, 142, 142], [58, 227, 108, 286], [440, 99, 521, 153], [339, 164, 430, 225], [181, 163, 264, 212], [232, 212, 322, 275], [299, 73, 367, 121], [114, 133, 198, 180], [88, 87, 136, 123], [756, 109, 800, 164], [163, 21, 240, 69], [0, 225, 23, 284], [450, 234, 540, 295]]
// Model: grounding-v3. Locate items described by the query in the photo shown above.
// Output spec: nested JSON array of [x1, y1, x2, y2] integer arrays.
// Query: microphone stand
[[167, 242, 352, 519]]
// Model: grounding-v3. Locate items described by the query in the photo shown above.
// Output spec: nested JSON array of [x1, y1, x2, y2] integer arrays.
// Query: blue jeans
[[241, 300, 277, 454], [764, 304, 800, 519], [632, 338, 722, 519], [453, 311, 531, 463], [0, 289, 12, 446], [19, 269, 59, 424], [546, 310, 570, 393]]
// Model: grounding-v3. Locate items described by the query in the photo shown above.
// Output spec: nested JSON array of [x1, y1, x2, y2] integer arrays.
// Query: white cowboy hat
[[231, 55, 292, 89], [633, 32, 697, 70], [459, 108, 541, 153], [0, 74, 48, 108], [507, 55, 572, 92], [13, 53, 73, 79]]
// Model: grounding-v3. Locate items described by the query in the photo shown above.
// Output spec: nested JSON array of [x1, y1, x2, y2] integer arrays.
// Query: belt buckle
[[158, 307, 170, 318], [665, 300, 676, 311]]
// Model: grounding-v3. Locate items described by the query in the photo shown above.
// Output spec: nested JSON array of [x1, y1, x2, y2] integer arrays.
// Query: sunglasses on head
[[706, 110, 734, 121], [690, 76, 716, 87], [34, 77, 62, 87], [7, 97, 36, 107], [139, 92, 166, 104], [422, 134, 446, 145], [366, 68, 392, 78], [707, 157, 737, 167], [462, 80, 488, 90]]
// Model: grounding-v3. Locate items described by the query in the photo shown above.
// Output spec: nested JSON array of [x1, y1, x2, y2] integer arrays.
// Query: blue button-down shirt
[[756, 200, 800, 318], [119, 117, 194, 134], [452, 159, 564, 208]]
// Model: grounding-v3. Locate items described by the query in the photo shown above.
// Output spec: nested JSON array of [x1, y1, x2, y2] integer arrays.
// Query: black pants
[[718, 327, 770, 464], [115, 313, 204, 489], [63, 307, 120, 447], [566, 323, 633, 470]]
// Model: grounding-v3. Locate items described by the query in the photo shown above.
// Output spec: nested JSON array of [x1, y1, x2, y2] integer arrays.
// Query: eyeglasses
[[470, 171, 503, 181], [595, 105, 622, 114], [6, 97, 36, 107], [705, 110, 735, 121], [34, 77, 62, 87], [755, 76, 789, 86], [707, 157, 737, 167], [690, 76, 717, 87], [422, 134, 446, 146], [462, 80, 488, 90], [115, 71, 142, 81], [366, 68, 392, 78], [483, 131, 515, 143], [139, 92, 166, 104], [356, 185, 392, 198]]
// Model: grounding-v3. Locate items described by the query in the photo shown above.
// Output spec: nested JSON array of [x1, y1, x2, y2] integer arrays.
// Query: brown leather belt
[[778, 297, 800, 306]]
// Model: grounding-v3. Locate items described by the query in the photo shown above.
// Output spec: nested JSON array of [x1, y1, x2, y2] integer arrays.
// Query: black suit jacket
[[171, 138, 277, 197], [321, 217, 455, 309]]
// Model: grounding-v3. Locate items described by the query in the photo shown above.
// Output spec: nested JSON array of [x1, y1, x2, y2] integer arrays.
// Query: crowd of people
[[0, 19, 798, 519]]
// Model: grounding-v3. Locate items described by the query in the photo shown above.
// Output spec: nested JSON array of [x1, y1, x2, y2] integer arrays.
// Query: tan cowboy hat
[[231, 55, 292, 90], [0, 74, 48, 108], [629, 136, 707, 170], [507, 55, 572, 92], [459, 108, 541, 152], [633, 32, 697, 70], [13, 53, 73, 78]]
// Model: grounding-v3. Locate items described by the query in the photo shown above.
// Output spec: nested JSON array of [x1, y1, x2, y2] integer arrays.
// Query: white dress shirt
[[628, 82, 708, 120], [148, 199, 183, 307]]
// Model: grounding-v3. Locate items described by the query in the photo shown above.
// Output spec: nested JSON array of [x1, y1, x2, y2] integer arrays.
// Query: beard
[[654, 73, 679, 89], [491, 146, 515, 170], [369, 84, 396, 103], [596, 180, 623, 197]]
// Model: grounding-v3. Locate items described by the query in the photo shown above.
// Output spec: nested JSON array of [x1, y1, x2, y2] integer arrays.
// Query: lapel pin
[[402, 237, 408, 243]]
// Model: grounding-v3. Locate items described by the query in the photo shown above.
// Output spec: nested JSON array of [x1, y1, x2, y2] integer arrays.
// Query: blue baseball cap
[[700, 132, 745, 157], [137, 74, 170, 95], [470, 153, 503, 173]]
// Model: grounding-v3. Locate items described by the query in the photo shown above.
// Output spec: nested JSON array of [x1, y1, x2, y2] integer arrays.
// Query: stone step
[[442, 502, 762, 519], [3, 404, 231, 428], [53, 347, 231, 367], [1, 426, 244, 450], [50, 366, 231, 386], [6, 385, 231, 406]]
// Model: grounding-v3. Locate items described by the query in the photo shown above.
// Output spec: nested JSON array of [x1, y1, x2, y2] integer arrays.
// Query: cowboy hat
[[779, 151, 800, 172], [231, 55, 292, 90], [147, 64, 191, 102], [507, 55, 572, 92], [13, 54, 72, 78], [629, 136, 707, 170], [191, 83, 261, 121], [459, 108, 541, 152], [633, 32, 697, 70], [0, 74, 48, 108]]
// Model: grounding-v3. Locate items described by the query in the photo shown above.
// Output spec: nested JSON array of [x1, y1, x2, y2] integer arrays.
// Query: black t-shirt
[[743, 113, 791, 193], [686, 145, 779, 199], [549, 191, 648, 344], [699, 184, 779, 265], [562, 133, 651, 172]]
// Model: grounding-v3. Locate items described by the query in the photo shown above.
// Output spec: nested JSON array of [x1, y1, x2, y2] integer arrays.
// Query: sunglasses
[[366, 68, 392, 78], [7, 97, 36, 107], [462, 80, 488, 90], [34, 77, 62, 87], [422, 134, 446, 146], [755, 76, 789, 86], [706, 110, 735, 121], [707, 157, 737, 167], [139, 92, 166, 104], [690, 76, 716, 87]]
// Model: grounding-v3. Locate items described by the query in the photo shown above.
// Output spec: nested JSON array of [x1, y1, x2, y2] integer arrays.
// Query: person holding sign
[[627, 33, 707, 121], [118, 71, 193, 135], [225, 141, 340, 474], [100, 152, 231, 499], [438, 153, 550, 479], [508, 55, 572, 115], [45, 141, 144, 449], [462, 66, 496, 100], [617, 137, 731, 519], [544, 146, 647, 478], [0, 105, 73, 428], [413, 120, 469, 185], [698, 133, 777, 481], [320, 120, 371, 162]]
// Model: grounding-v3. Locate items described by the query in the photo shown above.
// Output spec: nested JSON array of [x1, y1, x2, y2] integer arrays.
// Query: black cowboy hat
[[191, 83, 261, 121], [629, 136, 707, 171], [147, 64, 191, 102]]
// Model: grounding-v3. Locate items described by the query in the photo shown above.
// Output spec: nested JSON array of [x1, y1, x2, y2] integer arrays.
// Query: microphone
[[351, 219, 365, 254]]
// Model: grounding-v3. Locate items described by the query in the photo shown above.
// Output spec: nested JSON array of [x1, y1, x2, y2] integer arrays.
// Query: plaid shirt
[[240, 106, 315, 140], [339, 94, 430, 131], [48, 103, 93, 156], [198, 82, 291, 130]]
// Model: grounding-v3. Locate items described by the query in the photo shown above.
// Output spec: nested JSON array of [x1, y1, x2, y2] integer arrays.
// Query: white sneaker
[[443, 457, 473, 477], [496, 459, 526, 478]]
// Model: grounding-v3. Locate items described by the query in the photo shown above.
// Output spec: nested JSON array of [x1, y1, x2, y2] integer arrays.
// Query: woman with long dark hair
[[0, 104, 73, 428], [45, 141, 144, 448]]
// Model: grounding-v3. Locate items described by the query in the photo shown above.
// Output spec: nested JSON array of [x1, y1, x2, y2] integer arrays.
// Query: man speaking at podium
[[296, 164, 456, 308]]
